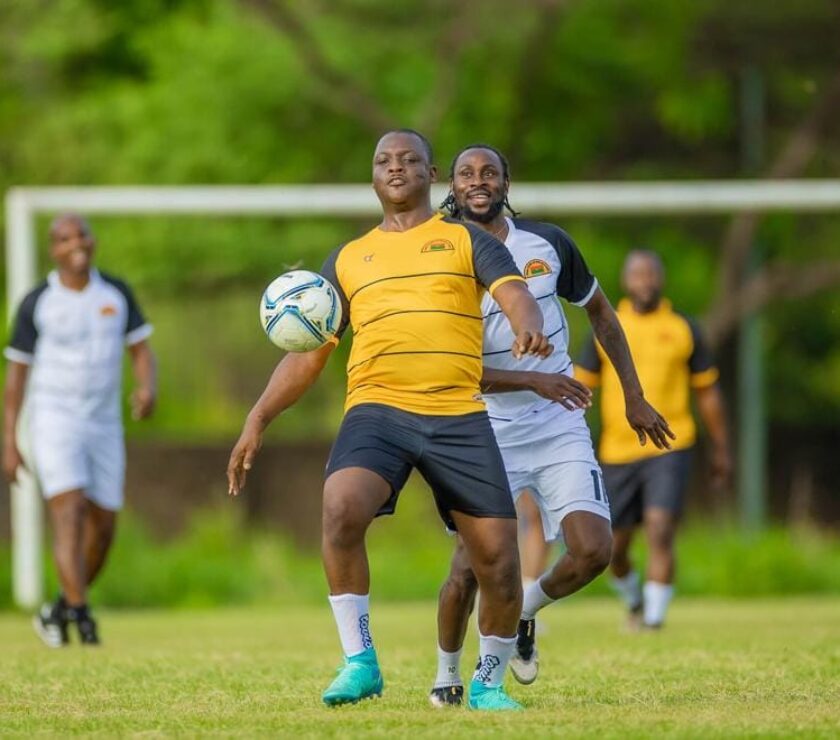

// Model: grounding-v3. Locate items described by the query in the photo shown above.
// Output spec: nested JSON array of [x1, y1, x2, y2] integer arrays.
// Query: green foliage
[[2, 0, 840, 436], [2, 488, 839, 609]]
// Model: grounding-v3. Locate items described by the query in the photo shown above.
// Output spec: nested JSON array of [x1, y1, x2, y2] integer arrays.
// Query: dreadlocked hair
[[440, 143, 520, 219]]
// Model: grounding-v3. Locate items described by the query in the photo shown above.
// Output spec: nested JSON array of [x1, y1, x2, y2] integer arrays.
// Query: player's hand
[[2, 442, 26, 484], [511, 330, 553, 360], [131, 386, 156, 420], [626, 394, 675, 450], [709, 446, 733, 488], [227, 421, 264, 496], [529, 373, 592, 411]]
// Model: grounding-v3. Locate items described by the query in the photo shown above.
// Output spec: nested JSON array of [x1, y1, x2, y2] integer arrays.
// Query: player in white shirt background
[[430, 145, 673, 704], [3, 214, 156, 647]]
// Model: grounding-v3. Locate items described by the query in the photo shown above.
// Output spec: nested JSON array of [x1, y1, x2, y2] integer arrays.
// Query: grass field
[[1, 598, 838, 737]]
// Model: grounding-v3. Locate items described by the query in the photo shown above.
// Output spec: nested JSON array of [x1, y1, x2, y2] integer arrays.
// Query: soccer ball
[[259, 270, 343, 352]]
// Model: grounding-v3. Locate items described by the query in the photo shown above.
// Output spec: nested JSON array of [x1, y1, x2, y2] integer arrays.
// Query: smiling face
[[49, 215, 95, 276], [371, 131, 436, 211], [451, 147, 509, 224]]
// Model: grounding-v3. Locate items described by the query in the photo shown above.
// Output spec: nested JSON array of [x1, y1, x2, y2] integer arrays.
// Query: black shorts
[[602, 448, 693, 529], [325, 403, 516, 530]]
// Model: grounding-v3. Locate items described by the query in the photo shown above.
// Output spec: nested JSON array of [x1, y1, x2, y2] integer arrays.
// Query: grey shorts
[[602, 448, 693, 528]]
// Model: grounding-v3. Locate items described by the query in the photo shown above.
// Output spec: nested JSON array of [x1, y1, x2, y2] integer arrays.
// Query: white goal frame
[[7, 179, 840, 609]]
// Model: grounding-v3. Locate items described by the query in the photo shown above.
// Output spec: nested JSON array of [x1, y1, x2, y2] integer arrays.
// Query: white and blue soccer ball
[[259, 270, 343, 352]]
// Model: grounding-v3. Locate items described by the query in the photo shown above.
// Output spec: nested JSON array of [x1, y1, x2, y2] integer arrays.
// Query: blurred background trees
[[1, 0, 840, 524]]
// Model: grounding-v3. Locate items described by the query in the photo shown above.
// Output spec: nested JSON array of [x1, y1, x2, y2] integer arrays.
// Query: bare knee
[[442, 558, 478, 606], [474, 546, 521, 603], [646, 517, 676, 553], [573, 537, 612, 581], [322, 493, 367, 550]]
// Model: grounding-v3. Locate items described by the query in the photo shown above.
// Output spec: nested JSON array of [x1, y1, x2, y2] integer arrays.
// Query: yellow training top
[[575, 298, 718, 464], [322, 213, 524, 416]]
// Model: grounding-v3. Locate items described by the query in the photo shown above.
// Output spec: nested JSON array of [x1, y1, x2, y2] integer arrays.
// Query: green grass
[[1, 599, 838, 737]]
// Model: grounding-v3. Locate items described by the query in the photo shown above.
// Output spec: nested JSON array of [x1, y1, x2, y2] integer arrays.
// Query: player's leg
[[639, 449, 691, 628], [604, 461, 645, 626], [70, 423, 126, 645], [319, 403, 417, 706], [83, 502, 117, 586], [641, 506, 677, 628], [28, 415, 88, 646], [431, 468, 531, 706], [451, 511, 523, 710], [320, 466, 391, 705], [529, 512, 612, 600], [41, 490, 88, 646], [512, 460, 612, 684], [517, 491, 551, 584], [430, 536, 477, 706], [419, 410, 522, 710]]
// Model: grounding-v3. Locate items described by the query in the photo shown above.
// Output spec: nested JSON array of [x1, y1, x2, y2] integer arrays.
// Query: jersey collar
[[617, 297, 672, 316], [48, 267, 101, 293]]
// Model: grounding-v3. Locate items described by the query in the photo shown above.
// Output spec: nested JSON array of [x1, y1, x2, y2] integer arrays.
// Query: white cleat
[[509, 647, 539, 685], [32, 606, 64, 649]]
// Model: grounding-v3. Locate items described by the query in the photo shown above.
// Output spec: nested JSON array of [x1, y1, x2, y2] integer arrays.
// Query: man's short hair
[[381, 128, 434, 164]]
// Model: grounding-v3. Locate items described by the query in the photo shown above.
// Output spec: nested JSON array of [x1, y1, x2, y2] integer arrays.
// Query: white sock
[[521, 579, 555, 620], [473, 633, 516, 688], [643, 581, 674, 626], [328, 593, 374, 657], [434, 645, 463, 688], [610, 570, 642, 610]]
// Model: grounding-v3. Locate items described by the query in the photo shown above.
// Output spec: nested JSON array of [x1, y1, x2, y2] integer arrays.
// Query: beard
[[460, 197, 505, 223]]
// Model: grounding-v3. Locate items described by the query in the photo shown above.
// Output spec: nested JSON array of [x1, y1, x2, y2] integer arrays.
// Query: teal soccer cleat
[[322, 648, 384, 706], [467, 680, 523, 711]]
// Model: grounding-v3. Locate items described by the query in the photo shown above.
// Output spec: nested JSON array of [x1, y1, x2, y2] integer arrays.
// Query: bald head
[[622, 249, 664, 313], [49, 213, 92, 242]]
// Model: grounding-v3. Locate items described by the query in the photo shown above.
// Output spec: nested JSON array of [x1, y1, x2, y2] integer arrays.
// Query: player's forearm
[[480, 368, 537, 394], [587, 296, 644, 401], [493, 281, 544, 337], [2, 364, 28, 446], [695, 384, 729, 452], [130, 342, 157, 395], [246, 344, 333, 430]]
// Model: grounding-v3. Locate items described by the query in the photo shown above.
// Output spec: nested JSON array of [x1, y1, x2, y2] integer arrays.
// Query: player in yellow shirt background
[[227, 129, 551, 711], [576, 249, 732, 629]]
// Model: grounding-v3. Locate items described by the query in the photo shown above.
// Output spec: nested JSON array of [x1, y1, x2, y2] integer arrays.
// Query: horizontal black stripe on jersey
[[483, 293, 557, 319], [482, 327, 567, 357], [359, 308, 482, 329], [349, 272, 477, 301], [352, 382, 462, 395], [348, 349, 481, 373]]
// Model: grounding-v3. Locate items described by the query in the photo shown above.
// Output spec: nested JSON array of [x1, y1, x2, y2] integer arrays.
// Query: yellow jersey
[[322, 213, 524, 416], [575, 298, 718, 464]]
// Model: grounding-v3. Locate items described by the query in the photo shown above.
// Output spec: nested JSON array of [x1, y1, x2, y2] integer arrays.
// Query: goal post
[[6, 179, 840, 609]]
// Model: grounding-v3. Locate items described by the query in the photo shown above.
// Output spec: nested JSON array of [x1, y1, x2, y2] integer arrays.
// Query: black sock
[[65, 603, 90, 622]]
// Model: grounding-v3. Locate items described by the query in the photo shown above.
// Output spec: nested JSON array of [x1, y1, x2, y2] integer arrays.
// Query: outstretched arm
[[694, 383, 732, 487], [584, 288, 675, 449], [2, 362, 29, 483], [491, 280, 552, 359], [227, 343, 334, 495], [480, 368, 592, 411]]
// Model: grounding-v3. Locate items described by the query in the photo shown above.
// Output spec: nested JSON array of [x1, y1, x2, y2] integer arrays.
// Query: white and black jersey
[[4, 269, 153, 422], [482, 217, 598, 450]]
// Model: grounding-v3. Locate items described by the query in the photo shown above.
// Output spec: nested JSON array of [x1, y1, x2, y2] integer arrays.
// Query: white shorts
[[29, 414, 125, 511], [499, 424, 611, 543]]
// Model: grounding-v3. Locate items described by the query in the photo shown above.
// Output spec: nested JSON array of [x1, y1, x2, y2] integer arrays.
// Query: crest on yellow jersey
[[421, 239, 455, 253]]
